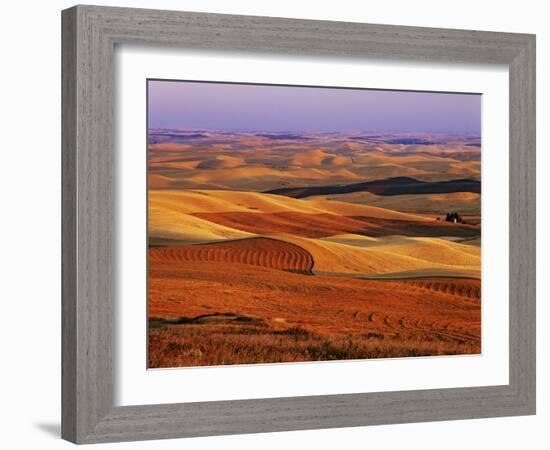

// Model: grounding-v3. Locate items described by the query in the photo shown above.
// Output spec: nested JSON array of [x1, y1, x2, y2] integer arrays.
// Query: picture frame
[[61, 4, 536, 444]]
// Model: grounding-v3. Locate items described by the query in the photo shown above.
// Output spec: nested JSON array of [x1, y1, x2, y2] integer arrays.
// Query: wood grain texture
[[61, 7, 77, 443], [508, 36, 536, 408], [61, 4, 536, 444], [62, 5, 114, 442]]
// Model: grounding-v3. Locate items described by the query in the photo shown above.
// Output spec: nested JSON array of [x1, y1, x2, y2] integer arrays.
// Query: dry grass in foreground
[[147, 260, 481, 368], [148, 317, 480, 368]]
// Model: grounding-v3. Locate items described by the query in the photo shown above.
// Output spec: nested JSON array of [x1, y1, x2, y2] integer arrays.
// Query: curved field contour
[[149, 237, 314, 273]]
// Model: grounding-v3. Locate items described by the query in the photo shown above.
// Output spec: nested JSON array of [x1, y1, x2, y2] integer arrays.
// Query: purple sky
[[148, 80, 481, 134]]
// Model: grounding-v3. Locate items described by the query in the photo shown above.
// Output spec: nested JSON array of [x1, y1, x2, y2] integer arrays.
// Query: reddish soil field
[[149, 238, 314, 273], [192, 212, 371, 238], [148, 257, 481, 367], [192, 211, 480, 239], [401, 278, 481, 300]]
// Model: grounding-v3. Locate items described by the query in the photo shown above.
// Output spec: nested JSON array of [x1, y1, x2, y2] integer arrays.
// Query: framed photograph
[[146, 80, 484, 369], [62, 5, 536, 444]]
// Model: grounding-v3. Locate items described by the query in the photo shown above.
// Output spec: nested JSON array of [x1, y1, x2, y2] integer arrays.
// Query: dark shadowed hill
[[265, 177, 481, 198]]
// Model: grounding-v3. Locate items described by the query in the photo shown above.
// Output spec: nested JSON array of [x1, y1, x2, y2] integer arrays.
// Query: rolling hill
[[266, 176, 481, 198]]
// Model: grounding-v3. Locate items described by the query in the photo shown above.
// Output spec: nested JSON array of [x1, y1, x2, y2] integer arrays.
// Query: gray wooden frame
[[62, 4, 536, 444]]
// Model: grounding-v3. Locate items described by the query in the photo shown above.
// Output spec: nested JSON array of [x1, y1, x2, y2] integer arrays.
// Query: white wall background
[[0, 1, 546, 448]]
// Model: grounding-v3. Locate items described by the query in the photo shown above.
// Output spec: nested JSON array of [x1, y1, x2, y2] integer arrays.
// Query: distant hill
[[350, 137, 444, 145], [256, 133, 311, 140], [265, 176, 481, 198]]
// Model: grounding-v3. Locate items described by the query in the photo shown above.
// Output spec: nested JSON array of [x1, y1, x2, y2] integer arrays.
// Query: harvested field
[[149, 323, 480, 368], [192, 211, 479, 239], [146, 125, 482, 368], [148, 261, 481, 367], [149, 237, 314, 274], [192, 212, 373, 238], [401, 278, 481, 300]]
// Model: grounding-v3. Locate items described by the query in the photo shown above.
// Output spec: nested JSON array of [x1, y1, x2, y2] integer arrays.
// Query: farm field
[[147, 128, 481, 368], [147, 81, 482, 367], [149, 259, 480, 367]]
